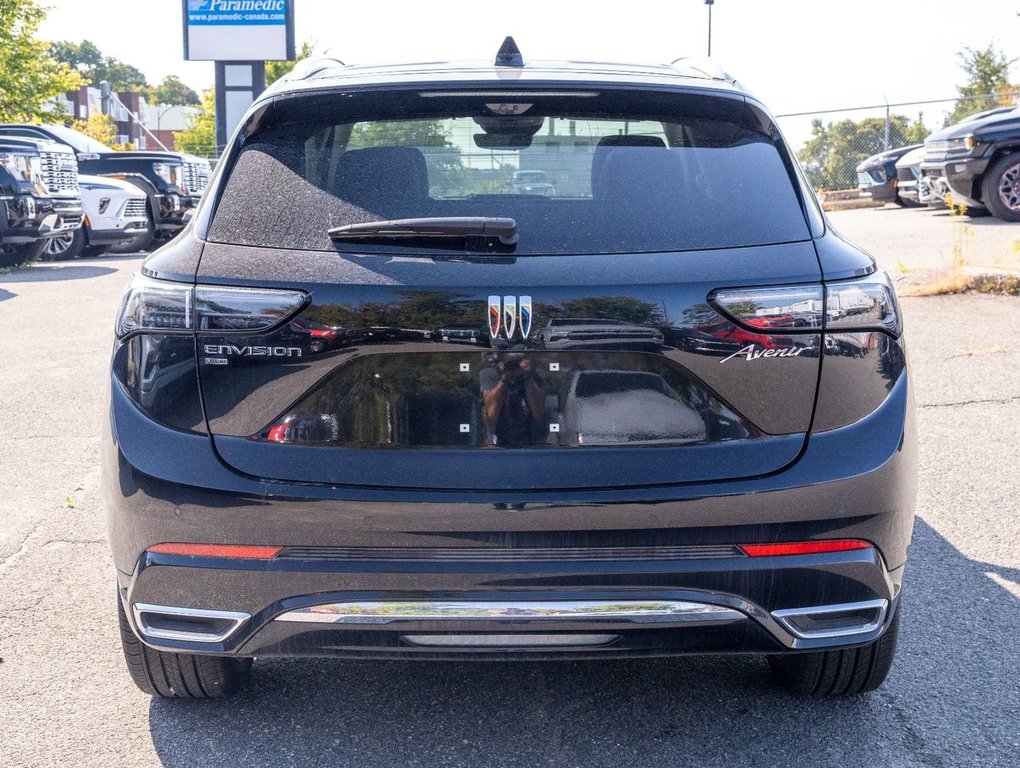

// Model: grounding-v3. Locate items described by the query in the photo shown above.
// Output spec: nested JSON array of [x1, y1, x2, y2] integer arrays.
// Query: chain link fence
[[775, 91, 1019, 192]]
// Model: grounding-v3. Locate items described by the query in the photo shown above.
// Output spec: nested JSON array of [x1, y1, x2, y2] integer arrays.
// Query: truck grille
[[182, 160, 210, 196], [39, 151, 79, 196], [123, 199, 148, 218]]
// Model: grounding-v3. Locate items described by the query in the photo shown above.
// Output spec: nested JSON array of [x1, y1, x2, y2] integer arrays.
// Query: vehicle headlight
[[927, 135, 975, 154], [0, 152, 35, 182], [152, 162, 182, 187]]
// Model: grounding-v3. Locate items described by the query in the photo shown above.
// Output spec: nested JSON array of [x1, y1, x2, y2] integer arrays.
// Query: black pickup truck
[[921, 106, 1020, 220], [0, 124, 211, 248], [1, 136, 84, 268]]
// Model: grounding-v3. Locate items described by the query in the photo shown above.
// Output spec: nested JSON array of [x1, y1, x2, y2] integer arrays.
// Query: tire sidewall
[[981, 153, 1020, 222]]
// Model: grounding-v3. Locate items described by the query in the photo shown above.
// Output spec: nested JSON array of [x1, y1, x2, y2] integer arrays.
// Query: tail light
[[116, 275, 306, 338], [149, 543, 283, 559], [739, 540, 873, 557], [712, 270, 901, 337], [711, 285, 823, 331]]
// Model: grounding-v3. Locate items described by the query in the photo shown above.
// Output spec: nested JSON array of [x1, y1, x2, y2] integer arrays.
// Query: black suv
[[0, 124, 211, 248], [105, 42, 916, 699], [1, 136, 84, 268], [921, 106, 1020, 220], [856, 144, 922, 206]]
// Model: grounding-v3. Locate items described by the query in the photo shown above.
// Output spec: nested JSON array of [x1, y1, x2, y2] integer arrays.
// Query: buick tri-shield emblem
[[488, 295, 533, 340], [488, 295, 501, 337], [503, 296, 517, 338], [519, 296, 532, 339]]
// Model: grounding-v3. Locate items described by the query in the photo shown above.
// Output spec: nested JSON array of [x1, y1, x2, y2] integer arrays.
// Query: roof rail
[[668, 57, 736, 84], [282, 56, 346, 82]]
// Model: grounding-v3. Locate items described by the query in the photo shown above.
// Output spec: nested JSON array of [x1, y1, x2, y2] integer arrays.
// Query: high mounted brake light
[[116, 275, 307, 338], [711, 271, 901, 337]]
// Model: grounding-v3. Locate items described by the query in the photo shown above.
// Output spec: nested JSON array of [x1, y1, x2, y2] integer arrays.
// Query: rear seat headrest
[[332, 146, 429, 215]]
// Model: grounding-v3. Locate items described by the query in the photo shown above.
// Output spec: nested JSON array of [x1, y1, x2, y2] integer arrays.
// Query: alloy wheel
[[43, 232, 75, 258], [997, 162, 1020, 211]]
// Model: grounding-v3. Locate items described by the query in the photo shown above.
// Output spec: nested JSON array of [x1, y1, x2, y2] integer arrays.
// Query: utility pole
[[705, 0, 715, 57], [884, 98, 891, 150]]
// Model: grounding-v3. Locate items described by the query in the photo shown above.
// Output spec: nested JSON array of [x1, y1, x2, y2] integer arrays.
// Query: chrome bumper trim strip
[[274, 599, 746, 625]]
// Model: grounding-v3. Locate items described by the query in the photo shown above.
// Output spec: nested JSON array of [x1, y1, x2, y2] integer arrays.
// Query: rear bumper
[[104, 369, 916, 660]]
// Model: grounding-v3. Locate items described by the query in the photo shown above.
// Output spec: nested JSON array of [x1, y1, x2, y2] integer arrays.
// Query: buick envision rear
[[105, 43, 916, 699]]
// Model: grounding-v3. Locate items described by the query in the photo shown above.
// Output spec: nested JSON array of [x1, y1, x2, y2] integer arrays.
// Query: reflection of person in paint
[[479, 353, 546, 447]]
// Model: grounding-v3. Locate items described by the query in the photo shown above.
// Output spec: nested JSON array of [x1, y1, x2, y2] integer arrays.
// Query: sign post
[[182, 0, 296, 154]]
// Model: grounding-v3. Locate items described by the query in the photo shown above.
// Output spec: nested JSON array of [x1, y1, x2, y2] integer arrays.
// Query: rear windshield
[[209, 88, 810, 254]]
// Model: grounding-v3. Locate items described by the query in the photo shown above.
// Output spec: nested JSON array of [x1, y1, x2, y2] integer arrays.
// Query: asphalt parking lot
[[1, 239, 1018, 767]]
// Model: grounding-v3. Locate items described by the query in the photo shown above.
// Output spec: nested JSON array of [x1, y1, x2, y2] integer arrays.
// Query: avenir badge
[[720, 344, 805, 363]]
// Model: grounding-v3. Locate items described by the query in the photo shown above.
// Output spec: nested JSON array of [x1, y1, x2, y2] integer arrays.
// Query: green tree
[[949, 45, 1017, 124], [71, 112, 116, 145], [49, 38, 147, 90], [0, 0, 84, 122], [175, 88, 216, 158], [265, 41, 314, 85], [49, 38, 102, 73], [148, 75, 199, 106], [797, 114, 929, 190]]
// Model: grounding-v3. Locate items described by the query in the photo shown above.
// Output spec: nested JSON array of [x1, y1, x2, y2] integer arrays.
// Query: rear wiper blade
[[328, 217, 518, 246]]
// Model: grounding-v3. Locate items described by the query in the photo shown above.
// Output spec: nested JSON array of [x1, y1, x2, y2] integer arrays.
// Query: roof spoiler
[[280, 56, 347, 83]]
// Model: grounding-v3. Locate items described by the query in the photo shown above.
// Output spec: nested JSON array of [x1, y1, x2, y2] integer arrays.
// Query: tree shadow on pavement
[[147, 518, 1019, 768], [0, 264, 117, 283]]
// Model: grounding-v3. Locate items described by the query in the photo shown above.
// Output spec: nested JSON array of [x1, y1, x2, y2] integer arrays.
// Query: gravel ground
[[0, 252, 1017, 768], [828, 205, 1020, 292]]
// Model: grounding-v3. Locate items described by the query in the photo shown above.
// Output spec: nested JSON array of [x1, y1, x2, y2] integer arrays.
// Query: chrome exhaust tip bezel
[[132, 602, 250, 644], [771, 598, 889, 640]]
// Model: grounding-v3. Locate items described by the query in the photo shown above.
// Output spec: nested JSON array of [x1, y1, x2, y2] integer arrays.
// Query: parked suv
[[106, 41, 916, 700], [0, 124, 211, 247], [920, 105, 1020, 219], [42, 174, 150, 260], [856, 144, 922, 206], [0, 136, 83, 268]]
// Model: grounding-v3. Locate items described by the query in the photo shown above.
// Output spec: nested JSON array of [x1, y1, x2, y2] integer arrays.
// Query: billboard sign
[[183, 0, 296, 61]]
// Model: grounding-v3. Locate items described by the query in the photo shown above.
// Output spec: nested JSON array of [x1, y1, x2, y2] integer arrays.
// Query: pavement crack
[[0, 520, 47, 570], [879, 690, 947, 768], [41, 539, 106, 547], [920, 394, 1020, 409]]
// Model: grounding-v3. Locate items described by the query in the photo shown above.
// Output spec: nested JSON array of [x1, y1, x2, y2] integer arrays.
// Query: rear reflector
[[148, 543, 283, 559], [738, 540, 872, 557]]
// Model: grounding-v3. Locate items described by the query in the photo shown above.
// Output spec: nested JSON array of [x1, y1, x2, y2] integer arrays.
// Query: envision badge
[[203, 344, 303, 358], [488, 295, 533, 340]]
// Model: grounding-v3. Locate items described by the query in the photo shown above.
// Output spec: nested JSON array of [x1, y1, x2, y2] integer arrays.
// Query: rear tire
[[981, 152, 1020, 222], [767, 603, 900, 697], [117, 593, 252, 698]]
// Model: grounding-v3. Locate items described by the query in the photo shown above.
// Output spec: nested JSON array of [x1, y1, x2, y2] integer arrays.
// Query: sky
[[37, 0, 1019, 147]]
